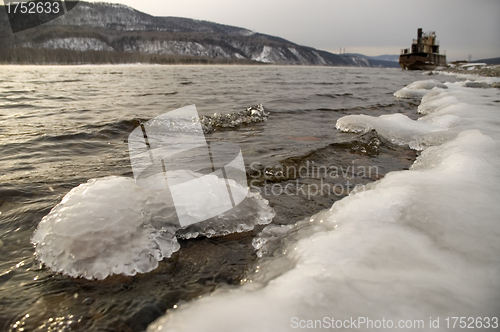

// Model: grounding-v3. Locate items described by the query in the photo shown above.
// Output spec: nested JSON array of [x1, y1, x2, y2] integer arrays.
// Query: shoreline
[[147, 72, 500, 332], [436, 64, 500, 78], [428, 64, 500, 89]]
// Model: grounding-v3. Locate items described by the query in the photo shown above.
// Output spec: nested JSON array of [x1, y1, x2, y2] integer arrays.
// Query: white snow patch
[[23, 38, 114, 52], [312, 51, 327, 65], [287, 47, 307, 64], [431, 70, 500, 86], [124, 41, 231, 58], [253, 46, 274, 63], [462, 63, 487, 68]]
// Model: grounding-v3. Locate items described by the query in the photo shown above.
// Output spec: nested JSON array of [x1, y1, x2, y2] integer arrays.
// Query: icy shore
[[437, 63, 500, 79], [147, 78, 500, 331]]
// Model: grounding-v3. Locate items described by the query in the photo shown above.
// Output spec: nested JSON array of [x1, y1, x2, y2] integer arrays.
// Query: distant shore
[[439, 64, 500, 78], [0, 48, 264, 66]]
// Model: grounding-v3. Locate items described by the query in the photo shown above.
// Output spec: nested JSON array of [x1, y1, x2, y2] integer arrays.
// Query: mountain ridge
[[0, 1, 397, 67]]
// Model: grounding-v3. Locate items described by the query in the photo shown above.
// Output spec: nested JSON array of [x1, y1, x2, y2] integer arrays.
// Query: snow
[[431, 70, 500, 86], [252, 46, 331, 65], [393, 79, 447, 99], [312, 51, 327, 65], [348, 56, 370, 67], [147, 79, 500, 331], [124, 41, 232, 58], [239, 29, 255, 36], [462, 63, 487, 67], [253, 46, 274, 63], [23, 38, 114, 52], [287, 47, 307, 63]]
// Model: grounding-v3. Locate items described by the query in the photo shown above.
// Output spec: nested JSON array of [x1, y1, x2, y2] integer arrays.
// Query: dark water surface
[[0, 65, 454, 331]]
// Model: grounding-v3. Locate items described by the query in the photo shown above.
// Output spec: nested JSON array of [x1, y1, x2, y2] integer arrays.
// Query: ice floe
[[32, 175, 274, 280]]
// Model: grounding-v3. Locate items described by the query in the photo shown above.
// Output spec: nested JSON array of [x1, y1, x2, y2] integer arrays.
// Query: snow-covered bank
[[147, 80, 500, 331], [436, 63, 500, 80]]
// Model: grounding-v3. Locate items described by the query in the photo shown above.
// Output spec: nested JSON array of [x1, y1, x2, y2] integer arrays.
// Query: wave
[[18, 105, 268, 146], [134, 92, 178, 97], [316, 99, 420, 116], [147, 77, 500, 331], [248, 130, 397, 185], [199, 105, 268, 133], [316, 92, 358, 99]]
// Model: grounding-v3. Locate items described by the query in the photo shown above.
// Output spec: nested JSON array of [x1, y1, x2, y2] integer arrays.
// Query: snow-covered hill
[[0, 1, 395, 67]]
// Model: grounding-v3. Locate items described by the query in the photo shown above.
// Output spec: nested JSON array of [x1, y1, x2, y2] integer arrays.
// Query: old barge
[[399, 28, 447, 70]]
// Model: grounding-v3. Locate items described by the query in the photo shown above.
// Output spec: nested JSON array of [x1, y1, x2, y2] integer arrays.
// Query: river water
[[0, 65, 456, 331]]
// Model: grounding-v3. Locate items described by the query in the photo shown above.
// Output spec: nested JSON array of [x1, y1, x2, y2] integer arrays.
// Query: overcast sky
[[2, 0, 499, 60]]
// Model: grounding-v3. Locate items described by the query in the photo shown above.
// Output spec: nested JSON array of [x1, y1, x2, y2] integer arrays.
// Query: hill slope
[[0, 2, 390, 67]]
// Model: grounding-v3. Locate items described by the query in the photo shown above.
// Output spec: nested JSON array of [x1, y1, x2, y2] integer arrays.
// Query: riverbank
[[437, 63, 500, 78]]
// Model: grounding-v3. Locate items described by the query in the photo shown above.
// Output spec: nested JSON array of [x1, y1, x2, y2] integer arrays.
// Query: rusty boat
[[399, 28, 447, 70]]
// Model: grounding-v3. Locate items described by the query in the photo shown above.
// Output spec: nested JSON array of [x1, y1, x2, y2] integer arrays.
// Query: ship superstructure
[[399, 28, 447, 70]]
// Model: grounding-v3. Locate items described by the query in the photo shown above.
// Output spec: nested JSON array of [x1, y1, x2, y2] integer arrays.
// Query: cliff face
[[0, 2, 391, 67]]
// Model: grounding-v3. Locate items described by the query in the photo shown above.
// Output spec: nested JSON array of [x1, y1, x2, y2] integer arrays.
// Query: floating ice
[[177, 189, 275, 239], [251, 224, 295, 258], [33, 104, 276, 280], [32, 175, 275, 280], [147, 81, 500, 332], [335, 112, 454, 146], [32, 176, 179, 280], [393, 79, 447, 99], [128, 105, 253, 227]]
